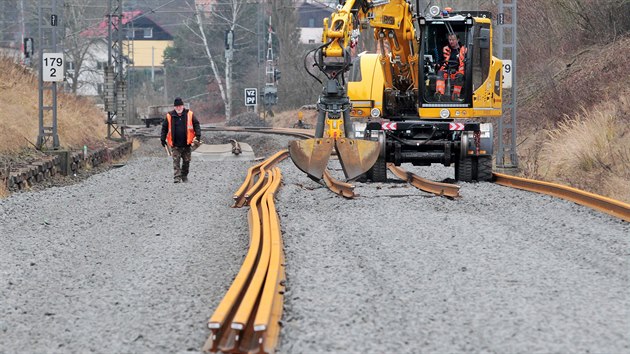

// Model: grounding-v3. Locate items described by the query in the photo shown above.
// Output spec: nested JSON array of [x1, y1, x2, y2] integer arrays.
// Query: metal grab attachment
[[288, 138, 334, 181], [288, 137, 379, 181]]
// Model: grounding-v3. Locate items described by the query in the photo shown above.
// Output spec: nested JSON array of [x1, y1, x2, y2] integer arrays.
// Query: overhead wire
[[64, 0, 180, 39]]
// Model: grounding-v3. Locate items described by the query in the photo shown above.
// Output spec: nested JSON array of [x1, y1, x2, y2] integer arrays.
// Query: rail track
[[202, 125, 628, 353], [201, 126, 459, 199], [204, 151, 286, 354], [202, 125, 630, 221], [493, 173, 630, 222]]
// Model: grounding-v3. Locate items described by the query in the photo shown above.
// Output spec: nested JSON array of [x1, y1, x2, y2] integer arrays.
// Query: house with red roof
[[69, 10, 173, 101]]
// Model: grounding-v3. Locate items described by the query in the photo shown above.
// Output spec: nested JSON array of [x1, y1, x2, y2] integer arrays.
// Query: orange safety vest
[[165, 110, 195, 147], [441, 45, 467, 74]]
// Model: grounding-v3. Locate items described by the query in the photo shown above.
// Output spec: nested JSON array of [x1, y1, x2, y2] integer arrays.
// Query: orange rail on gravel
[[493, 173, 630, 222], [387, 163, 460, 198], [210, 127, 629, 220], [205, 159, 286, 353], [232, 149, 288, 207], [323, 170, 356, 198]]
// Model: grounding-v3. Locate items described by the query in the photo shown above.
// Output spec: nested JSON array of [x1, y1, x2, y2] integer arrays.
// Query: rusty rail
[[202, 126, 314, 140], [387, 163, 460, 198], [322, 170, 356, 198], [205, 161, 286, 353], [210, 126, 630, 221], [211, 126, 353, 199], [493, 173, 630, 222], [232, 150, 289, 208]]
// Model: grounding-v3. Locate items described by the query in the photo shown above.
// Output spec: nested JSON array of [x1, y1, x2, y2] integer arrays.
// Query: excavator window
[[419, 22, 472, 105], [471, 24, 491, 92]]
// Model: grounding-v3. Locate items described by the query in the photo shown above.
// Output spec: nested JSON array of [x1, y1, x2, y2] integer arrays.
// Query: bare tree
[[270, 0, 320, 108], [181, 0, 256, 120], [62, 0, 106, 94]]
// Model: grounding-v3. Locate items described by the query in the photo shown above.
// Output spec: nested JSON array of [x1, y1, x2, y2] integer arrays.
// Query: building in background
[[121, 11, 174, 80], [297, 1, 333, 44], [70, 11, 173, 99]]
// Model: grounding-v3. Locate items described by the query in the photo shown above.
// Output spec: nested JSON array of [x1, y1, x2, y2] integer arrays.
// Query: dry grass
[[537, 95, 630, 203], [0, 56, 108, 154], [0, 182, 8, 198], [265, 108, 318, 128]]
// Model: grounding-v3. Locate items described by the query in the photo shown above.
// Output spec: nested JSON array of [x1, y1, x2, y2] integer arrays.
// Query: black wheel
[[456, 156, 492, 182], [367, 156, 387, 182], [145, 121, 150, 128], [476, 156, 493, 182], [455, 156, 473, 182]]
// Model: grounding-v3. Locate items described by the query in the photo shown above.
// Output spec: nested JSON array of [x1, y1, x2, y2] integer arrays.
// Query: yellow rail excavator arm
[[289, 0, 419, 182], [289, 0, 383, 182]]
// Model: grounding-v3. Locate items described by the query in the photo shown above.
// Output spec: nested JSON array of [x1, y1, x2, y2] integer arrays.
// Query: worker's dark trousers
[[171, 146, 191, 181]]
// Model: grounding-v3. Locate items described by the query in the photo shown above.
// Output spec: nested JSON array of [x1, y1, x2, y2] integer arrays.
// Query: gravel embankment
[[1, 132, 628, 353]]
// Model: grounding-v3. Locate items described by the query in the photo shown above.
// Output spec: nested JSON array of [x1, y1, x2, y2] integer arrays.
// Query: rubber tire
[[367, 156, 387, 182], [455, 157, 473, 182], [476, 156, 493, 182], [456, 156, 492, 182]]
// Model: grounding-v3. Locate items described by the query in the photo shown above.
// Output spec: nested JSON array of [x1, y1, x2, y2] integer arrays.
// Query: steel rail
[[323, 170, 356, 198], [231, 150, 289, 208], [229, 169, 273, 353], [232, 161, 265, 208], [387, 163, 460, 198], [253, 167, 285, 353], [204, 169, 271, 353], [204, 126, 357, 199], [493, 173, 630, 222], [205, 163, 285, 353], [243, 150, 288, 204], [209, 126, 629, 220]]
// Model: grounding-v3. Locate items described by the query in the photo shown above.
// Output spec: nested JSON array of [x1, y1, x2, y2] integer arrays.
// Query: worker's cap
[[174, 97, 184, 106]]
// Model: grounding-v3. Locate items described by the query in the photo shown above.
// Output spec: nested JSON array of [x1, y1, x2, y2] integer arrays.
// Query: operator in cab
[[435, 33, 467, 101]]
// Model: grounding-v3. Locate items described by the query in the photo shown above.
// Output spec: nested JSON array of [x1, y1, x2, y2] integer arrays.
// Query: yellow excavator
[[289, 3, 505, 182]]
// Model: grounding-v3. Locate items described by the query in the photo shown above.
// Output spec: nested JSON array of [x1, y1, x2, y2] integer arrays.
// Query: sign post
[[37, 0, 62, 149], [42, 53, 64, 82], [244, 88, 257, 107]]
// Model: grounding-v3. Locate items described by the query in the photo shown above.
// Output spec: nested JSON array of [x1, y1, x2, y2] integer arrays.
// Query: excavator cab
[[417, 9, 504, 119]]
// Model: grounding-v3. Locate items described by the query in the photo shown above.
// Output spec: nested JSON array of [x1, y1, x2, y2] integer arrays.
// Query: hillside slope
[[518, 35, 630, 203], [0, 57, 108, 155]]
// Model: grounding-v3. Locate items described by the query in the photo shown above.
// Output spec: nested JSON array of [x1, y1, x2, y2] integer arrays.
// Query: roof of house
[[82, 10, 172, 40], [297, 1, 334, 28]]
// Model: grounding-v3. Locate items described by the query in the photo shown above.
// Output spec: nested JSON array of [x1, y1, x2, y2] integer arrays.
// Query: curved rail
[[232, 149, 289, 208], [204, 158, 286, 353], [387, 163, 460, 198], [202, 126, 314, 140], [323, 170, 356, 198], [205, 125, 630, 221], [208, 126, 355, 198], [493, 173, 630, 222]]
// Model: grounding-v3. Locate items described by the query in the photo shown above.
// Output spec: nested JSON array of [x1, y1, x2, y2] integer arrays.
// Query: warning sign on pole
[[244, 88, 257, 106]]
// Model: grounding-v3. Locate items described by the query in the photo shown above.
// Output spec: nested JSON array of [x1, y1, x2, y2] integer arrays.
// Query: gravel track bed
[[1, 133, 628, 353]]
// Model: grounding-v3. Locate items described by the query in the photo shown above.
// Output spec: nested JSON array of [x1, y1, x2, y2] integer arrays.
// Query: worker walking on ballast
[[161, 97, 201, 183]]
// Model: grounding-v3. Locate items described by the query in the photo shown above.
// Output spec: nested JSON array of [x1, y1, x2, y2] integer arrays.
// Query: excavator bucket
[[288, 138, 334, 180], [335, 138, 380, 181]]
